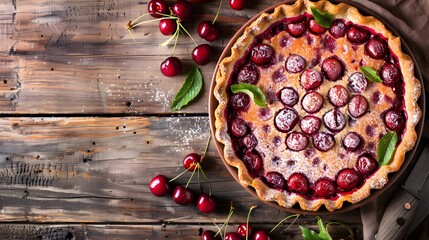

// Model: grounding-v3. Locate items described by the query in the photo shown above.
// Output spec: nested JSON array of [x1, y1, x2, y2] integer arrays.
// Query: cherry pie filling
[[225, 13, 407, 200]]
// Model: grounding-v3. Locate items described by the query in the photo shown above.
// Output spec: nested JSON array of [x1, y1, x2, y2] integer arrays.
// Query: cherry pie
[[214, 0, 421, 211]]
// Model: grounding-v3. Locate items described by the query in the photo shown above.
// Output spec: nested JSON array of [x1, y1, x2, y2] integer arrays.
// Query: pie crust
[[214, 0, 421, 211]]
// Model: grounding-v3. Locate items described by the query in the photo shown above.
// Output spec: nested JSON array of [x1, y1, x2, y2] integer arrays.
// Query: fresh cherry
[[148, 0, 169, 18], [286, 19, 308, 37], [253, 230, 271, 240], [149, 175, 171, 196], [322, 57, 344, 81], [381, 63, 401, 86], [172, 185, 194, 205], [183, 153, 201, 171], [274, 108, 299, 132], [313, 132, 335, 152], [192, 44, 213, 66], [356, 155, 378, 176], [336, 169, 360, 191], [384, 110, 405, 131], [300, 116, 321, 134], [348, 72, 368, 93], [288, 173, 309, 194], [159, 19, 177, 36], [160, 57, 182, 77], [348, 95, 368, 118], [329, 19, 347, 38], [198, 21, 219, 42], [172, 0, 193, 21], [301, 92, 323, 113], [342, 132, 362, 152], [309, 19, 327, 34], [285, 54, 306, 73], [286, 132, 309, 151], [328, 85, 349, 107], [314, 179, 336, 198], [225, 232, 242, 240], [278, 87, 299, 107], [250, 44, 275, 66], [229, 0, 246, 11], [237, 223, 253, 238], [300, 69, 323, 90], [347, 25, 371, 44], [365, 37, 388, 59], [201, 230, 220, 240], [197, 193, 217, 214], [265, 171, 286, 189]]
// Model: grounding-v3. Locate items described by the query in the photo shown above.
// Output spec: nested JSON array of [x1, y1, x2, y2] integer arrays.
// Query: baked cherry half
[[236, 63, 260, 84], [347, 25, 371, 44], [300, 69, 323, 90], [348, 72, 368, 93], [323, 109, 346, 132], [309, 19, 327, 34], [381, 63, 401, 86], [313, 132, 335, 152], [328, 85, 349, 107], [348, 95, 368, 118], [286, 19, 308, 37], [301, 92, 323, 113], [287, 173, 309, 194], [250, 43, 275, 66], [265, 171, 286, 189], [274, 108, 299, 132], [242, 151, 263, 176], [230, 92, 251, 111], [285, 54, 306, 73], [322, 56, 344, 81], [365, 37, 388, 59], [278, 87, 299, 107], [356, 155, 378, 176], [329, 19, 347, 38], [300, 116, 321, 134], [286, 132, 309, 151], [384, 109, 405, 131], [342, 132, 362, 152], [336, 169, 361, 191], [314, 179, 336, 198]]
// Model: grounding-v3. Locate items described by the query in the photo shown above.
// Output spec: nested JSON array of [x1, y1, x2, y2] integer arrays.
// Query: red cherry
[[250, 44, 275, 66], [347, 25, 371, 44], [381, 63, 401, 86], [265, 171, 286, 189], [329, 19, 347, 38], [192, 44, 213, 66], [229, 0, 246, 10], [197, 194, 217, 214], [198, 21, 219, 42], [159, 19, 177, 35], [342, 132, 362, 152], [225, 232, 242, 240], [172, 0, 193, 21], [286, 132, 309, 151], [384, 110, 404, 131], [183, 153, 201, 171], [148, 0, 169, 18], [365, 38, 388, 59], [172, 185, 194, 205], [328, 85, 349, 107], [149, 175, 171, 197], [286, 19, 308, 37], [348, 95, 368, 118], [300, 69, 323, 90], [356, 155, 378, 176], [237, 223, 253, 238], [322, 57, 344, 81], [160, 57, 182, 77], [309, 19, 327, 34], [314, 179, 336, 198], [288, 173, 309, 194], [274, 108, 299, 132], [336, 169, 360, 191], [253, 230, 271, 240], [300, 116, 321, 135], [201, 230, 220, 240]]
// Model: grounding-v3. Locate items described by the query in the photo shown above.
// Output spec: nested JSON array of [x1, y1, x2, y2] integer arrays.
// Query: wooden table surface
[[0, 0, 427, 239]]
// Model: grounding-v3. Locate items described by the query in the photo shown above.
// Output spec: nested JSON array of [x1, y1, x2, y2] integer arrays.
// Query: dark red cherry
[[285, 54, 306, 73], [314, 179, 336, 198], [237, 223, 253, 238], [348, 95, 368, 118], [149, 175, 171, 197], [384, 110, 405, 131], [265, 172, 286, 189], [313, 132, 335, 152], [365, 38, 388, 59], [347, 26, 371, 44], [192, 44, 213, 66], [198, 21, 219, 42], [336, 169, 360, 190], [172, 185, 194, 205], [274, 108, 299, 132], [342, 132, 362, 152], [300, 69, 323, 90], [202, 230, 220, 240], [183, 153, 201, 171], [172, 0, 193, 21], [356, 155, 378, 176], [286, 132, 309, 151], [329, 19, 347, 38], [323, 109, 346, 131], [229, 0, 246, 10], [251, 44, 275, 66], [225, 232, 242, 240], [148, 0, 169, 18], [230, 117, 249, 138], [160, 57, 182, 77], [242, 151, 262, 173], [381, 63, 401, 86], [323, 35, 337, 52], [237, 63, 259, 84], [243, 134, 258, 150], [197, 194, 217, 214], [288, 173, 309, 194], [286, 19, 308, 37], [309, 19, 327, 34], [328, 85, 349, 107], [230, 92, 251, 111], [279, 87, 299, 106], [253, 230, 271, 240], [301, 92, 323, 113], [322, 57, 344, 81], [159, 19, 177, 35], [300, 116, 321, 134], [348, 72, 368, 93]]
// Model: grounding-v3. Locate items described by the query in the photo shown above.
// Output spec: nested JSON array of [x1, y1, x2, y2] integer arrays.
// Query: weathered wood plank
[[0, 116, 362, 225]]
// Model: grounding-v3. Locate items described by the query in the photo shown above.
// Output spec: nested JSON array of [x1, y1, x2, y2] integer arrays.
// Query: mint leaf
[[230, 83, 267, 108], [311, 7, 334, 28], [300, 217, 332, 240], [377, 131, 398, 166], [170, 67, 203, 111], [359, 66, 382, 83]]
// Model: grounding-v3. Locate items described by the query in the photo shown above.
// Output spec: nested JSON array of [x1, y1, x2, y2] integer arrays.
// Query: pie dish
[[213, 0, 422, 211]]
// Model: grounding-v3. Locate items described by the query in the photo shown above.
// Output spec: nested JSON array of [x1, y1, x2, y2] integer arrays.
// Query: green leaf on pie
[[230, 83, 267, 108], [359, 66, 383, 83], [170, 67, 203, 111], [311, 7, 334, 28], [377, 131, 398, 166], [300, 217, 333, 240]]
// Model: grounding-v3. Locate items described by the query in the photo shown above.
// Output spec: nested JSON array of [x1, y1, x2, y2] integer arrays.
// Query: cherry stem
[[326, 222, 354, 239], [171, 22, 180, 55], [206, 215, 223, 237], [212, 0, 223, 24], [199, 166, 212, 196], [130, 12, 152, 26], [131, 16, 175, 28], [169, 163, 195, 182], [269, 214, 300, 234], [281, 214, 300, 233], [201, 132, 211, 163], [246, 205, 258, 240], [185, 165, 198, 188], [215, 203, 234, 237], [179, 23, 197, 46], [197, 166, 202, 194]]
